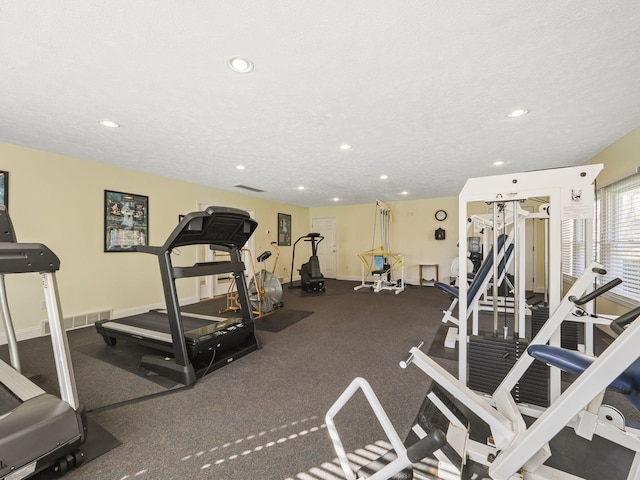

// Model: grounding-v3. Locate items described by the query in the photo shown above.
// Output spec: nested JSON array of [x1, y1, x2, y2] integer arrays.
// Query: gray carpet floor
[[1, 279, 638, 479]]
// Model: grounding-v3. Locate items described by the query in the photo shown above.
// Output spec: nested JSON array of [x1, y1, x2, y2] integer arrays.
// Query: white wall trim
[[0, 295, 202, 344], [112, 295, 200, 319], [0, 325, 43, 344]]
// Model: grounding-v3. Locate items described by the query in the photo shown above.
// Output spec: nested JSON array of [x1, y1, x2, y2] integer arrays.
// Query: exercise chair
[[354, 247, 405, 295]]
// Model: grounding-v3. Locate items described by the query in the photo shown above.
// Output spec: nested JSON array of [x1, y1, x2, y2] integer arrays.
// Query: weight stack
[[468, 334, 549, 407], [531, 306, 579, 350]]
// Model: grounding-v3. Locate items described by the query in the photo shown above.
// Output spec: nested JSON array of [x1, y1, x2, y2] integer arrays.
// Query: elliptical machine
[[289, 233, 326, 292]]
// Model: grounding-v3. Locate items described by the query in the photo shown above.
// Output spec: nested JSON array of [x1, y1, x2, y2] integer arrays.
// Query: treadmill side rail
[[0, 361, 46, 402], [0, 394, 84, 478]]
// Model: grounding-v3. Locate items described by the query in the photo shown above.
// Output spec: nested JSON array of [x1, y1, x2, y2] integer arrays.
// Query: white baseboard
[[0, 295, 201, 345], [0, 325, 43, 344], [112, 295, 199, 319]]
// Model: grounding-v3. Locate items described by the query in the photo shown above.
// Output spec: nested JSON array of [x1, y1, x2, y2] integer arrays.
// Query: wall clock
[[435, 209, 447, 221]]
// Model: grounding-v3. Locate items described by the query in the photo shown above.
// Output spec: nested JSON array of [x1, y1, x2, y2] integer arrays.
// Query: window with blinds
[[561, 218, 586, 278], [597, 173, 640, 304], [562, 172, 640, 305]]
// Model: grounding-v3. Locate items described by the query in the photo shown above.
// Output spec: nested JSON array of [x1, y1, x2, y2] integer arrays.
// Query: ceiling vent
[[233, 184, 265, 193]]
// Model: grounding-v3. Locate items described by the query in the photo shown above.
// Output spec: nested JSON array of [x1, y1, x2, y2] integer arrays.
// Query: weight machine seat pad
[[434, 235, 513, 304], [434, 282, 458, 297], [527, 345, 640, 398]]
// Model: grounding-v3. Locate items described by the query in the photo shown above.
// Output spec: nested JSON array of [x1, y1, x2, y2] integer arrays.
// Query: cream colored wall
[[591, 126, 640, 187], [0, 142, 308, 338], [311, 197, 460, 284]]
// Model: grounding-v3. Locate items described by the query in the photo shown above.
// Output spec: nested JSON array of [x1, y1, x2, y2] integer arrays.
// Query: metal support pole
[[41, 271, 80, 410], [512, 201, 520, 337], [493, 203, 500, 335], [0, 274, 21, 372]]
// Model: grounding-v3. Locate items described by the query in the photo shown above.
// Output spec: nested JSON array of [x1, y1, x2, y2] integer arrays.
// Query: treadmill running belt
[[109, 310, 235, 336]]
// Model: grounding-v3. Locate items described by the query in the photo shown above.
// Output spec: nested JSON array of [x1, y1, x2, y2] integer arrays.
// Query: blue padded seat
[[528, 344, 640, 411]]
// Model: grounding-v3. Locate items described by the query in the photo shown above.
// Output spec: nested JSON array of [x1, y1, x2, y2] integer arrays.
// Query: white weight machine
[[328, 264, 640, 480], [354, 200, 405, 295], [400, 267, 640, 480], [326, 165, 640, 479], [456, 164, 603, 397]]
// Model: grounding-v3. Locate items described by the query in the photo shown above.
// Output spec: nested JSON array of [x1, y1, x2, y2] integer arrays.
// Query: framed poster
[[0, 171, 8, 207], [104, 190, 148, 252], [278, 213, 291, 246]]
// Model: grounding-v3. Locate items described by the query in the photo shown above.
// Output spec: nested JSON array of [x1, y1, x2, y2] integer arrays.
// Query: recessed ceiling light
[[400, 191, 408, 195], [297, 186, 305, 190], [380, 175, 388, 180], [227, 57, 254, 73], [338, 144, 352, 151], [493, 160, 505, 166], [507, 109, 529, 118], [99, 120, 120, 128], [235, 165, 246, 170]]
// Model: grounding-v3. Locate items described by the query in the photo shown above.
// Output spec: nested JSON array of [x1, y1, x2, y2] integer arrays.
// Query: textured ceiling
[[1, 1, 639, 207]]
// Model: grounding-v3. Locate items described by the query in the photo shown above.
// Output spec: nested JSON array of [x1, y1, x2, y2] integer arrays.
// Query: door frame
[[311, 216, 337, 279]]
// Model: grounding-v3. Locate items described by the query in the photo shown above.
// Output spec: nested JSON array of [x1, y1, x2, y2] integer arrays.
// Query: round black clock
[[435, 209, 447, 221]]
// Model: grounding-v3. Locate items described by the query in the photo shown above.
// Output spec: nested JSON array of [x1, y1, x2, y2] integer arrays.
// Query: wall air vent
[[233, 184, 265, 193]]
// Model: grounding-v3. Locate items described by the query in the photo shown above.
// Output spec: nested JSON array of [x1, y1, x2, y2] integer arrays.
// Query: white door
[[197, 202, 255, 299], [311, 217, 337, 279]]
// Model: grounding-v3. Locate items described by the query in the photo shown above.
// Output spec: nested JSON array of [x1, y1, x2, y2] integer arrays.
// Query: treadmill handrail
[[0, 243, 60, 274], [172, 260, 246, 279]]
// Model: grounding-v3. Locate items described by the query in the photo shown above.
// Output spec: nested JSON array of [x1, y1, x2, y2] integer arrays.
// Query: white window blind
[[597, 173, 640, 304], [561, 218, 586, 278]]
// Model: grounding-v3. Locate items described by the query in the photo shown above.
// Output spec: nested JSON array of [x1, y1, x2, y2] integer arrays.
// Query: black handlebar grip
[[571, 278, 622, 306], [610, 305, 640, 335], [406, 429, 446, 463]]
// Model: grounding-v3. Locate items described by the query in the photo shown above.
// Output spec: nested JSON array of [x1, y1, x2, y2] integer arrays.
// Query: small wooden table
[[419, 264, 439, 286]]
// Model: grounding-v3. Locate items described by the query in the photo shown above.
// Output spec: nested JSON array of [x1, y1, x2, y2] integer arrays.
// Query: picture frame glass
[[278, 213, 291, 246], [0, 171, 8, 207], [104, 190, 148, 252]]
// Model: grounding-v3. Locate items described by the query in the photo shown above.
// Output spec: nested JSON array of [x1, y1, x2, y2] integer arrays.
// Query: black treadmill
[[0, 205, 87, 478], [95, 206, 260, 386]]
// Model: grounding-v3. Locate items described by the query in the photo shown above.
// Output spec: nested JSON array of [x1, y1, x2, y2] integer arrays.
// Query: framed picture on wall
[[278, 213, 291, 246], [104, 190, 149, 252], [0, 171, 8, 207]]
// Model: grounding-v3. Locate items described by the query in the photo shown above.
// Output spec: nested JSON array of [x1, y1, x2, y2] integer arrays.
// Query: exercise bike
[[223, 243, 284, 318], [289, 233, 326, 292], [248, 242, 284, 316]]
